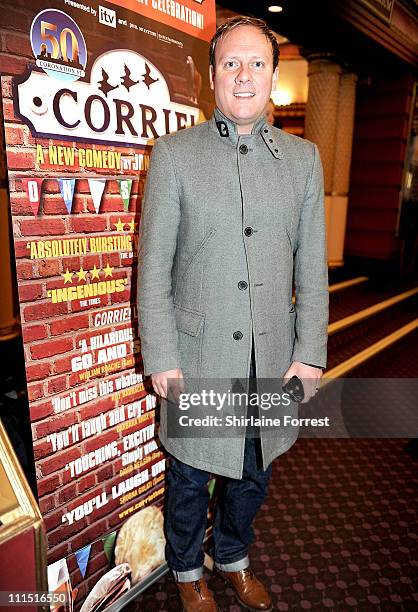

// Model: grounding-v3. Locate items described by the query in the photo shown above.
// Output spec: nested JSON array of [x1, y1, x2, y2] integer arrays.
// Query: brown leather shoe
[[176, 578, 219, 612], [216, 567, 273, 611]]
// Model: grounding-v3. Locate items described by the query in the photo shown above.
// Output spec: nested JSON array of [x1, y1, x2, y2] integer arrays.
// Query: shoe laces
[[193, 579, 203, 595], [243, 568, 254, 580]]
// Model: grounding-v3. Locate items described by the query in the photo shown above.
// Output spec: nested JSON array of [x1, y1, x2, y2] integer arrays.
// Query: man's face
[[209, 25, 278, 134]]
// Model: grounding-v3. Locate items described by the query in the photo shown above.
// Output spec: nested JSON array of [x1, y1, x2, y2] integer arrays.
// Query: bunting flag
[[102, 531, 117, 563], [88, 179, 106, 213], [74, 544, 92, 578], [118, 179, 133, 211], [21, 178, 43, 215], [47, 557, 74, 611], [58, 178, 76, 213]]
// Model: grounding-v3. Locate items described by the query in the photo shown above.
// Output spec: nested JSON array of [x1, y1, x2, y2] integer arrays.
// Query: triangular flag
[[21, 178, 43, 215], [118, 179, 133, 211], [88, 179, 106, 213], [58, 179, 76, 213], [74, 544, 91, 578], [102, 531, 117, 563]]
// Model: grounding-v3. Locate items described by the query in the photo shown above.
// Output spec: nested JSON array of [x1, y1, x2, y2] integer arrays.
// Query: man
[[137, 16, 328, 612]]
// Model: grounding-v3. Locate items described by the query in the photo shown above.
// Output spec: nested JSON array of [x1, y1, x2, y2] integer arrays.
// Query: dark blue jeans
[[164, 339, 272, 582]]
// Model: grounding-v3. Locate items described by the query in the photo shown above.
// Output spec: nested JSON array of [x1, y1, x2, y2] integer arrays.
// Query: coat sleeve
[[291, 142, 329, 369], [137, 137, 181, 376]]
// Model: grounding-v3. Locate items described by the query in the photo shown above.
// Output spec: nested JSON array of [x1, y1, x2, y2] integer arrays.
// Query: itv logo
[[99, 5, 116, 28]]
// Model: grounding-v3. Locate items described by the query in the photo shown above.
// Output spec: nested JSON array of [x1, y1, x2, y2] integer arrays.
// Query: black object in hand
[[282, 375, 305, 403]]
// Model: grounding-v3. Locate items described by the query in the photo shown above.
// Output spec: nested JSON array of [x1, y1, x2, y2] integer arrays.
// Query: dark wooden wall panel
[[345, 69, 415, 261]]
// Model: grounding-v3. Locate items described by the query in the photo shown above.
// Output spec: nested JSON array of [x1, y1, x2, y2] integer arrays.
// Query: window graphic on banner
[[0, 0, 215, 608]]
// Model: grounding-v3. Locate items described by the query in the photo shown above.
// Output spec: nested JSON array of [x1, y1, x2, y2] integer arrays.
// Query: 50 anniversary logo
[[14, 8, 200, 147]]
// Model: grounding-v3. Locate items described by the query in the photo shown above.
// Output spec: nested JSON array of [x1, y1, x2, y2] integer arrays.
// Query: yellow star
[[127, 218, 137, 233], [76, 267, 87, 282], [90, 265, 101, 280], [114, 218, 126, 232], [62, 268, 73, 284], [103, 263, 113, 277]]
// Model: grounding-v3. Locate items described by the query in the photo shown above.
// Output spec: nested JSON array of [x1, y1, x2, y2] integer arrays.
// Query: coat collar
[[210, 107, 283, 159]]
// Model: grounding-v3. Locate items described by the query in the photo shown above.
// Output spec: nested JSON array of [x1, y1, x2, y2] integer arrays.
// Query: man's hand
[[283, 361, 323, 403], [151, 368, 184, 400]]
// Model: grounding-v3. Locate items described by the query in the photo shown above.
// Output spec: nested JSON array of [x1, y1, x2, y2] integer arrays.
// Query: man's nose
[[235, 65, 251, 83]]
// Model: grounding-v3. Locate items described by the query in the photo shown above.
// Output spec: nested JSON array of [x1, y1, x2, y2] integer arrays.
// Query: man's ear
[[272, 66, 279, 91], [209, 64, 215, 90]]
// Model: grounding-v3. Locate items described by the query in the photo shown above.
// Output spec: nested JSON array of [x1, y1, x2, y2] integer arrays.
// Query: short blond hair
[[210, 16, 280, 72]]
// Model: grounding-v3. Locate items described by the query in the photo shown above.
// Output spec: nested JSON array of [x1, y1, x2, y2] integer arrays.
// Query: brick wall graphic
[[1, 0, 215, 607]]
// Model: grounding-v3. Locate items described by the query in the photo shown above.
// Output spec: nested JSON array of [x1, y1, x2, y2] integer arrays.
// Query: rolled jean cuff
[[214, 555, 249, 572], [171, 566, 204, 583]]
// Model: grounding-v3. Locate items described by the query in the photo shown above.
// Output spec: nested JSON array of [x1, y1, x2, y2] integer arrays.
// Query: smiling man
[[138, 16, 328, 612]]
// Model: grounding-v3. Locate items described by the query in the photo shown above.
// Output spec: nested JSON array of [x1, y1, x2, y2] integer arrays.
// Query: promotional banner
[[1, 0, 215, 608]]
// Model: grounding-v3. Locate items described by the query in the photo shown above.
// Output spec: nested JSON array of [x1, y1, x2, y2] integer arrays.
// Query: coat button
[[233, 331, 243, 340], [239, 144, 248, 154], [238, 281, 248, 290], [244, 226, 253, 237]]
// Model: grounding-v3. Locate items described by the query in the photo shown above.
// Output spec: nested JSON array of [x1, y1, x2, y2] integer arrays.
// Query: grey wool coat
[[137, 107, 328, 479]]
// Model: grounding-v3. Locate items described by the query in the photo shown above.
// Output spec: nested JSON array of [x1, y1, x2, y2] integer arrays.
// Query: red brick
[[2, 32, 33, 58], [47, 517, 88, 548], [57, 482, 77, 505], [2, 99, 16, 122], [39, 492, 56, 514], [38, 259, 61, 278], [70, 217, 107, 233], [1, 76, 13, 98], [1, 8, 30, 31], [77, 473, 96, 494], [108, 252, 121, 267], [47, 375, 69, 394], [84, 550, 108, 574], [23, 324, 48, 342], [16, 260, 35, 280], [50, 314, 89, 336], [41, 179, 60, 194], [27, 382, 45, 402], [52, 354, 73, 375], [23, 301, 68, 322], [43, 508, 62, 531], [40, 447, 81, 476], [35, 412, 78, 439], [19, 218, 66, 236], [26, 361, 51, 382], [83, 255, 101, 270], [37, 473, 61, 497], [59, 257, 81, 272], [100, 195, 122, 213], [18, 282, 43, 302], [42, 195, 68, 216], [46, 541, 69, 564], [95, 464, 114, 482], [70, 519, 108, 552], [31, 337, 73, 359], [0, 53, 29, 76], [6, 148, 35, 169], [4, 125, 26, 146], [83, 430, 118, 454]]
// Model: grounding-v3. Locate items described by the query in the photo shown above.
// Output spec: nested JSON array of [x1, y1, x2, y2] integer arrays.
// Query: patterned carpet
[[123, 438, 418, 611]]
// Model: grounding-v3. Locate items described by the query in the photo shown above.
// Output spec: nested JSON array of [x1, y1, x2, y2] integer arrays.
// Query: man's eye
[[253, 61, 265, 68], [225, 61, 237, 69]]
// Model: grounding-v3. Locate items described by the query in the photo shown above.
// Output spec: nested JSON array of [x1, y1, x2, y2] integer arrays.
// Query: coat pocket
[[174, 304, 205, 336], [180, 228, 217, 282], [174, 304, 205, 378]]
